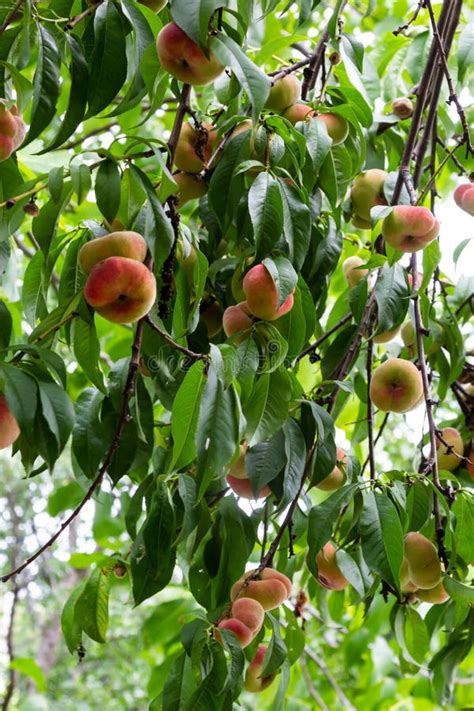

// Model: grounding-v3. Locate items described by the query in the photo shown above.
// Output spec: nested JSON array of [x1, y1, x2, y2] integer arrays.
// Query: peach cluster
[[0, 394, 20, 450], [454, 183, 474, 216], [80, 231, 156, 324], [0, 103, 26, 161], [400, 532, 449, 604]]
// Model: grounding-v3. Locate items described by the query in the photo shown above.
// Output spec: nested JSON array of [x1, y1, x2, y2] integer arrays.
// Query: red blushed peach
[[0, 394, 20, 449], [0, 104, 19, 161], [156, 23, 224, 86], [10, 105, 26, 149], [316, 113, 349, 145], [282, 102, 315, 124], [244, 645, 276, 693], [415, 580, 449, 604], [315, 542, 349, 590], [265, 75, 301, 113], [453, 184, 474, 216], [230, 598, 265, 635], [217, 618, 254, 648], [84, 256, 156, 324], [172, 172, 208, 208], [174, 122, 217, 173], [226, 475, 271, 500], [350, 169, 388, 228], [436, 427, 463, 471], [369, 358, 423, 413], [404, 532, 442, 590], [316, 447, 347, 492], [342, 256, 368, 288], [231, 568, 292, 610], [243, 264, 294, 321], [382, 205, 439, 253], [78, 231, 148, 274], [223, 302, 254, 342]]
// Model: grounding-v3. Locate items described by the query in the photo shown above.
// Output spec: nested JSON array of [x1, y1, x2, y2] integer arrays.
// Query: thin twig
[[1, 585, 19, 710], [295, 313, 352, 364], [301, 657, 330, 711], [144, 314, 206, 362], [366, 335, 376, 481], [393, 0, 425, 36], [65, 1, 103, 30], [0, 0, 25, 36]]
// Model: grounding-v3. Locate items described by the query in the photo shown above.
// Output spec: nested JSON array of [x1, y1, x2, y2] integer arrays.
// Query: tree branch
[[295, 312, 352, 364], [144, 314, 206, 362], [366, 334, 376, 481], [0, 0, 24, 36], [1, 585, 19, 710]]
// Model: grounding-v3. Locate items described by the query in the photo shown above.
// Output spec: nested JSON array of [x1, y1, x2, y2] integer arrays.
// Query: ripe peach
[[415, 580, 449, 604], [369, 358, 423, 413], [0, 394, 20, 449], [231, 568, 292, 610], [404, 532, 441, 590], [436, 427, 463, 471], [0, 104, 20, 161], [139, 0, 167, 10], [392, 98, 413, 119], [217, 618, 254, 648], [382, 206, 439, 253], [223, 302, 253, 342], [265, 75, 301, 113], [156, 23, 224, 86], [230, 598, 265, 635], [316, 113, 349, 145], [453, 184, 474, 216], [174, 122, 217, 173], [200, 301, 223, 337], [78, 231, 147, 274], [350, 169, 388, 228], [10, 105, 26, 149], [244, 645, 276, 693], [84, 256, 156, 324], [373, 325, 400, 344], [401, 321, 416, 348], [316, 448, 347, 491], [315, 542, 349, 590], [282, 102, 315, 124], [227, 475, 271, 499], [172, 172, 208, 208], [243, 264, 294, 321], [342, 256, 368, 288]]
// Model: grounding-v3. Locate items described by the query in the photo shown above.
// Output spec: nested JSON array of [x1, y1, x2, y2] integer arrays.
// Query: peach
[[243, 264, 294, 321], [400, 558, 418, 593], [0, 104, 19, 161], [10, 105, 26, 149], [230, 598, 265, 635], [231, 568, 291, 610], [229, 443, 248, 479], [342, 256, 368, 288], [223, 302, 253, 342], [172, 172, 208, 208], [404, 532, 441, 590], [0, 394, 20, 449], [401, 321, 416, 348], [315, 542, 349, 590], [316, 447, 347, 491], [200, 301, 223, 337], [392, 98, 413, 119], [156, 23, 224, 86], [350, 169, 388, 228], [244, 645, 276, 693], [382, 206, 439, 253], [453, 184, 474, 216], [436, 427, 463, 471], [373, 325, 400, 344], [415, 581, 449, 604], [139, 0, 167, 10], [217, 618, 254, 648], [265, 75, 301, 112], [282, 102, 315, 124], [78, 231, 147, 274], [174, 122, 217, 173], [316, 113, 349, 145], [226, 475, 271, 499], [369, 358, 423, 413], [84, 256, 156, 324]]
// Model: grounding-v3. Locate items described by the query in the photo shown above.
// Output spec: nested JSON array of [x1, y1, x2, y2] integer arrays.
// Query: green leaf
[[443, 576, 474, 603], [360, 491, 404, 590], [210, 33, 271, 121], [10, 657, 46, 692], [24, 26, 60, 144], [73, 318, 105, 392], [278, 179, 311, 269], [420, 240, 441, 292], [452, 494, 474, 564], [171, 0, 223, 48], [0, 364, 38, 439], [75, 567, 110, 643], [373, 262, 410, 332], [38, 381, 75, 454], [32, 182, 73, 257], [71, 164, 91, 205], [22, 251, 46, 328], [245, 370, 292, 446], [248, 172, 284, 257], [72, 389, 107, 479], [95, 160, 121, 224], [282, 418, 306, 505], [406, 481, 432, 532], [245, 429, 287, 495], [262, 256, 298, 307], [0, 61, 33, 112], [47, 482, 84, 517], [0, 300, 12, 351], [171, 361, 206, 470], [457, 21, 474, 83], [61, 583, 85, 654], [261, 613, 288, 676], [86, 0, 128, 118]]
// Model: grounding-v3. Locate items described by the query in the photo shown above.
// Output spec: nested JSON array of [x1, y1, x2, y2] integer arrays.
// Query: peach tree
[[0, 0, 473, 708]]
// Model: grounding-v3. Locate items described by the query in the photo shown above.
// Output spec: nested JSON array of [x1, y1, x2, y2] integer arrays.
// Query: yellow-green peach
[[350, 169, 388, 227], [244, 645, 276, 693], [78, 231, 147, 274], [436, 427, 463, 471], [369, 358, 423, 413], [404, 532, 442, 590], [316, 448, 347, 491], [382, 206, 439, 253]]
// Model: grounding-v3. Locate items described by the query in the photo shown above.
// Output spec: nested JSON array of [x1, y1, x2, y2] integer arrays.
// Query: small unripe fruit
[[223, 302, 253, 342], [392, 98, 414, 119], [23, 202, 40, 217], [415, 581, 449, 604], [350, 169, 388, 228], [453, 184, 474, 216], [113, 563, 127, 578], [243, 264, 294, 321], [404, 532, 442, 590], [382, 206, 439, 253], [370, 358, 423, 413], [436, 427, 463, 471], [78, 231, 148, 274], [373, 325, 400, 344], [0, 394, 20, 449], [316, 113, 349, 145], [265, 74, 301, 113], [156, 23, 224, 86], [342, 256, 368, 288], [316, 448, 347, 491], [329, 51, 341, 65], [231, 568, 292, 610], [172, 172, 208, 208], [315, 542, 349, 590], [244, 645, 277, 693], [282, 102, 315, 125], [401, 321, 416, 348]]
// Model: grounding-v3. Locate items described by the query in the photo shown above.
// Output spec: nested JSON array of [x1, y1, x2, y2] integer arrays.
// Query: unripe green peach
[[156, 23, 224, 86], [404, 532, 442, 590], [400, 558, 418, 593], [316, 113, 349, 145], [172, 172, 208, 208], [265, 75, 301, 113], [316, 448, 347, 491], [0, 394, 20, 449], [373, 325, 400, 344], [243, 264, 294, 321], [139, 0, 167, 10], [78, 231, 147, 274], [282, 102, 315, 124], [342, 256, 368, 288], [231, 568, 292, 610], [315, 542, 349, 590], [453, 184, 474, 216], [244, 645, 277, 693], [401, 321, 416, 348], [436, 427, 463, 471], [382, 206, 439, 253], [350, 169, 388, 227], [369, 358, 423, 413], [392, 97, 414, 119], [174, 122, 217, 173], [223, 302, 253, 343], [415, 580, 449, 604]]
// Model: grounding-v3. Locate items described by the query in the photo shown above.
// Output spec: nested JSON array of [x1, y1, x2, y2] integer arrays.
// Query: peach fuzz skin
[[172, 172, 207, 207], [0, 104, 26, 161], [217, 598, 265, 648], [226, 475, 271, 499], [282, 102, 315, 124], [84, 257, 156, 324], [78, 231, 147, 274], [453, 184, 474, 216], [342, 256, 368, 288], [350, 169, 388, 228], [265, 75, 301, 113], [223, 302, 253, 342], [0, 394, 20, 449], [174, 121, 217, 173], [316, 542, 349, 590], [231, 568, 292, 611], [404, 532, 442, 590], [317, 113, 349, 145], [382, 205, 439, 253], [436, 427, 463, 471], [244, 645, 276, 692], [369, 358, 423, 414], [156, 23, 224, 86], [243, 264, 294, 321]]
